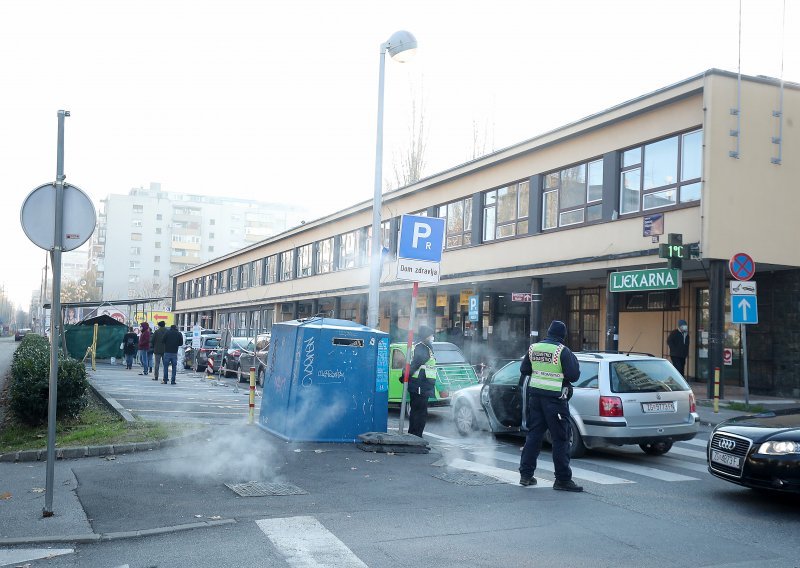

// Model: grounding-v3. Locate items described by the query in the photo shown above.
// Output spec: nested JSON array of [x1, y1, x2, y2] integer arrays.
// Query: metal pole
[[398, 281, 418, 433], [741, 324, 750, 408], [367, 45, 388, 329], [249, 367, 256, 424], [44, 109, 69, 517]]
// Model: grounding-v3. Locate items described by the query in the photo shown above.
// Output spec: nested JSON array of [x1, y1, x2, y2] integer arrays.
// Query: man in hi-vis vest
[[407, 325, 436, 437], [518, 320, 582, 492]]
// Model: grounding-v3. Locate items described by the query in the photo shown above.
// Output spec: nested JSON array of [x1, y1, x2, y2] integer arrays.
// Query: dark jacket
[[163, 328, 184, 354], [151, 326, 168, 355], [122, 332, 138, 356], [519, 337, 580, 398], [138, 323, 151, 350], [408, 341, 436, 397], [667, 329, 689, 358]]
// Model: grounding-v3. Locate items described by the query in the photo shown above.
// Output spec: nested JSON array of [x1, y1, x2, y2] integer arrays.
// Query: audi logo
[[656, 393, 662, 400], [719, 438, 736, 451]]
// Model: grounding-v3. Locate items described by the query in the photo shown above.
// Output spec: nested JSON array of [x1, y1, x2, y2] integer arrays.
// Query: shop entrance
[[567, 288, 600, 352]]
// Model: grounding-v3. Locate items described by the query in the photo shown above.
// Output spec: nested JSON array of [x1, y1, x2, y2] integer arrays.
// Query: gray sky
[[1, 0, 797, 308]]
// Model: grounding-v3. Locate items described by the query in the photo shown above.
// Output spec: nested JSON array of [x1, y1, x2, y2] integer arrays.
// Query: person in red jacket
[[138, 322, 152, 375]]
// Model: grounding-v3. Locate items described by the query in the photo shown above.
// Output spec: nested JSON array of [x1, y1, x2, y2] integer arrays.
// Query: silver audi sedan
[[450, 352, 699, 457]]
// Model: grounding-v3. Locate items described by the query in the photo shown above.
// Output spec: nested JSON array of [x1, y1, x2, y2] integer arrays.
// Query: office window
[[253, 259, 262, 286], [210, 219, 215, 225], [620, 129, 702, 214], [280, 250, 294, 281], [155, 228, 162, 235], [542, 160, 603, 230], [132, 204, 143, 213], [229, 267, 238, 292], [131, 233, 142, 241], [156, 214, 162, 221], [129, 275, 139, 283], [438, 197, 472, 249], [316, 238, 334, 274], [240, 263, 249, 289], [129, 261, 140, 269], [209, 232, 215, 239], [265, 254, 278, 284], [154, 256, 160, 262], [155, 242, 161, 249], [484, 181, 529, 240], [130, 247, 141, 255], [208, 246, 214, 252], [364, 221, 391, 263], [297, 244, 313, 278], [217, 270, 227, 293], [337, 229, 361, 270], [131, 219, 143, 228], [205, 275, 213, 295], [153, 270, 160, 277]]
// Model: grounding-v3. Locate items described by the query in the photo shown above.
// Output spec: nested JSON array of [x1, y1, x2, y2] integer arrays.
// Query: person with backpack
[[122, 326, 138, 369]]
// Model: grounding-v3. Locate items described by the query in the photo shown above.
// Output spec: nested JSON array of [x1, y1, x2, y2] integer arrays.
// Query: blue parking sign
[[397, 215, 445, 262], [468, 295, 479, 322]]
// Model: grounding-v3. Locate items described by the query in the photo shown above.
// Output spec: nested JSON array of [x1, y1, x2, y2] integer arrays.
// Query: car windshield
[[231, 338, 249, 350], [203, 338, 220, 349], [609, 360, 690, 393], [491, 361, 521, 385], [432, 344, 468, 364]]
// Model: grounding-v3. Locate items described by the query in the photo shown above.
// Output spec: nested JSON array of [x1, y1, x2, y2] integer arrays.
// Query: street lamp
[[367, 30, 418, 330]]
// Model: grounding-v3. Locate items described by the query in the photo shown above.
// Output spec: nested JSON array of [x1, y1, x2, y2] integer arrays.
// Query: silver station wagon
[[451, 352, 699, 457]]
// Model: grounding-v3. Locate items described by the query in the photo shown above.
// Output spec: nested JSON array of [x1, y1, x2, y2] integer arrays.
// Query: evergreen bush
[[9, 334, 89, 426]]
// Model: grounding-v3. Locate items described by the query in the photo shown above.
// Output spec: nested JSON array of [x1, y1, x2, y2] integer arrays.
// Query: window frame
[[280, 250, 294, 281], [482, 180, 530, 242], [541, 159, 604, 231], [297, 244, 313, 278], [437, 197, 472, 249]]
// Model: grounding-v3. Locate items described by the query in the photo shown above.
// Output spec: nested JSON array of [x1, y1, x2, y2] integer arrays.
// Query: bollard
[[206, 354, 215, 379], [713, 367, 720, 413], [248, 367, 256, 424]]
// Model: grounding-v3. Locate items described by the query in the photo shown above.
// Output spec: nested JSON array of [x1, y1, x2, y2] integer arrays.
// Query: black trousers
[[408, 389, 429, 437], [671, 356, 686, 378], [519, 395, 572, 482]]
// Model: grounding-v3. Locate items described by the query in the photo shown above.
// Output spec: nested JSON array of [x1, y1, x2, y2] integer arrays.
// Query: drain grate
[[432, 471, 504, 486], [224, 481, 308, 497]]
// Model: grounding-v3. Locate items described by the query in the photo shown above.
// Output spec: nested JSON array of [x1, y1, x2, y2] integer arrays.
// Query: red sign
[[723, 348, 733, 366], [729, 252, 755, 281], [511, 293, 532, 302]]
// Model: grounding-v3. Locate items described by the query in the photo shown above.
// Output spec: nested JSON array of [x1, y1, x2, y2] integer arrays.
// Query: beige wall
[[704, 74, 800, 266]]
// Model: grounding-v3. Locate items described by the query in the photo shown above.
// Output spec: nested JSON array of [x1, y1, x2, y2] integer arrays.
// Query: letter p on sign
[[413, 222, 432, 250]]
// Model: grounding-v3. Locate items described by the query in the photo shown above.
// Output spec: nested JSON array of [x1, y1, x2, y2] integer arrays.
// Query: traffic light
[[658, 233, 684, 270]]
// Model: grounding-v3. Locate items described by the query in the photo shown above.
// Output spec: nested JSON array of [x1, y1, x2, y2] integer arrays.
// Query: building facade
[[90, 183, 305, 300], [173, 70, 800, 398]]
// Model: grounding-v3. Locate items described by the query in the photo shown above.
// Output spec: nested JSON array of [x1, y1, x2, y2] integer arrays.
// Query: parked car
[[388, 341, 480, 410], [218, 336, 253, 379], [183, 334, 222, 372], [236, 333, 270, 386], [707, 408, 800, 493], [14, 328, 32, 341], [450, 352, 699, 457]]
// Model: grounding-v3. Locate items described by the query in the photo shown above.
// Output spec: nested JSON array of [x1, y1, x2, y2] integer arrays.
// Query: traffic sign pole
[[397, 281, 418, 434], [741, 324, 750, 409]]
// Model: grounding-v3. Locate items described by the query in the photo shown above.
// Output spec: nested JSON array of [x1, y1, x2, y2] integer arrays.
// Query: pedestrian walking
[[518, 320, 583, 492], [667, 319, 690, 378], [161, 324, 184, 384], [138, 322, 152, 376], [406, 325, 436, 437], [122, 326, 138, 369], [151, 321, 167, 381]]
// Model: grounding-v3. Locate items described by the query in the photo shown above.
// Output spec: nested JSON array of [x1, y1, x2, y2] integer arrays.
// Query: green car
[[388, 341, 480, 408]]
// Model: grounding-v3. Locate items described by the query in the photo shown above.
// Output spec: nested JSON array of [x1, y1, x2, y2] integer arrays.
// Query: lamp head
[[385, 30, 417, 62]]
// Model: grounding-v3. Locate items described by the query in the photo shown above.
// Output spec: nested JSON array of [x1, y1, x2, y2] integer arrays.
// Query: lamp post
[[367, 30, 417, 330]]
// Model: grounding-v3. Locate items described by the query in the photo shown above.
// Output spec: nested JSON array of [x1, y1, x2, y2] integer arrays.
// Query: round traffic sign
[[20, 182, 96, 251], [729, 252, 755, 281]]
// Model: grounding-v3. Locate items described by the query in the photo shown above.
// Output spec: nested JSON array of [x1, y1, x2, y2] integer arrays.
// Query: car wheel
[[639, 441, 673, 456], [219, 359, 229, 378], [454, 402, 476, 436], [568, 418, 587, 458]]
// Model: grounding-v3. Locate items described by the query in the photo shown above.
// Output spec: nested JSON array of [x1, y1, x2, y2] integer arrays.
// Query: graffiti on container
[[273, 374, 287, 394], [317, 369, 345, 384], [301, 337, 315, 386]]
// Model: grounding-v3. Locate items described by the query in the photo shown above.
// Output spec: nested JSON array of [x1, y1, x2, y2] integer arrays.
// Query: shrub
[[9, 334, 90, 426]]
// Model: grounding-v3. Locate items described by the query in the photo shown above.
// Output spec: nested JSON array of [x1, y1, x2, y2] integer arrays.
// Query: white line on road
[[129, 409, 248, 415], [681, 438, 709, 448], [446, 457, 553, 487], [472, 451, 635, 485], [0, 548, 74, 566], [578, 456, 699, 481], [666, 445, 708, 460], [256, 516, 368, 568]]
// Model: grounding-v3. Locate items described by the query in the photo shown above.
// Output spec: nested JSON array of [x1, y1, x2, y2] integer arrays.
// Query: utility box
[[258, 318, 389, 442]]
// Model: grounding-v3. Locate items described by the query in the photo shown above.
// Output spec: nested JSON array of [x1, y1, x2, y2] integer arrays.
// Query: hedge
[[9, 334, 89, 426]]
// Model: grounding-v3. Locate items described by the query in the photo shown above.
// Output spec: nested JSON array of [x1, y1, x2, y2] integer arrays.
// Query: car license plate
[[711, 449, 740, 468], [642, 401, 675, 413]]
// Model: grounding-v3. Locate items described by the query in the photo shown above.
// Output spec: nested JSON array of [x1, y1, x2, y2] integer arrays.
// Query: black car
[[183, 334, 222, 372], [707, 408, 800, 493]]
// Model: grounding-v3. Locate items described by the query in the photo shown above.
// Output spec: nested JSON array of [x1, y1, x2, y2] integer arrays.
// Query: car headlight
[[757, 441, 800, 455]]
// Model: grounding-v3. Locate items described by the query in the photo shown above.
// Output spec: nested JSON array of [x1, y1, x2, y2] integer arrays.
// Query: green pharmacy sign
[[609, 268, 681, 292]]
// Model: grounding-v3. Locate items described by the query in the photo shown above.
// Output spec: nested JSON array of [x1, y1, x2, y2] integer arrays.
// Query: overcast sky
[[1, 0, 797, 309]]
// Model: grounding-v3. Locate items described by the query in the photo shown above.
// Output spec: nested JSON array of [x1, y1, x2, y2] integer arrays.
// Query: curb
[[0, 518, 236, 546], [88, 380, 136, 423], [0, 429, 211, 463]]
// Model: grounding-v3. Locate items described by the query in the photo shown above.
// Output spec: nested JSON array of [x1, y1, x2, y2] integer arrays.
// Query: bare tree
[[132, 278, 171, 309], [469, 115, 496, 161], [390, 84, 429, 190]]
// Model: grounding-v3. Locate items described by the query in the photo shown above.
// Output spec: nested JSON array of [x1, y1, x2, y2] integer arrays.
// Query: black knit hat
[[417, 325, 434, 340], [546, 320, 567, 341], [157, 320, 166, 327]]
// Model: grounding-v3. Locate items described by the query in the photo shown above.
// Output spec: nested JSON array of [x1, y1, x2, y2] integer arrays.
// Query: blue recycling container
[[258, 318, 389, 442]]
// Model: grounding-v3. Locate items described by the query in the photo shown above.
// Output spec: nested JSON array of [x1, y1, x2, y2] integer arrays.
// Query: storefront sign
[[643, 213, 664, 237], [460, 289, 475, 305], [436, 293, 448, 307], [609, 268, 681, 292], [511, 292, 532, 302], [416, 295, 428, 308]]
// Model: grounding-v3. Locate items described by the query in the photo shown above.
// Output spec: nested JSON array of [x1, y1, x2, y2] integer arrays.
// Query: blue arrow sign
[[731, 295, 758, 324], [397, 215, 445, 262]]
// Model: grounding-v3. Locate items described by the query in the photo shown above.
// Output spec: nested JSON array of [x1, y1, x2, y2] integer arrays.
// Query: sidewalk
[[690, 380, 800, 426]]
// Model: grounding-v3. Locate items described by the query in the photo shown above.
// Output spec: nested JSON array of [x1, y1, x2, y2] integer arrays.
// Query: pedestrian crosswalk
[[426, 433, 711, 488]]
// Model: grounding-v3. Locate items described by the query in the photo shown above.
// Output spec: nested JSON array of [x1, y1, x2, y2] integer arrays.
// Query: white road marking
[[257, 516, 368, 568], [446, 457, 553, 487], [0, 548, 73, 566], [666, 445, 708, 460], [681, 438, 709, 448], [472, 451, 635, 485], [579, 456, 699, 481]]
